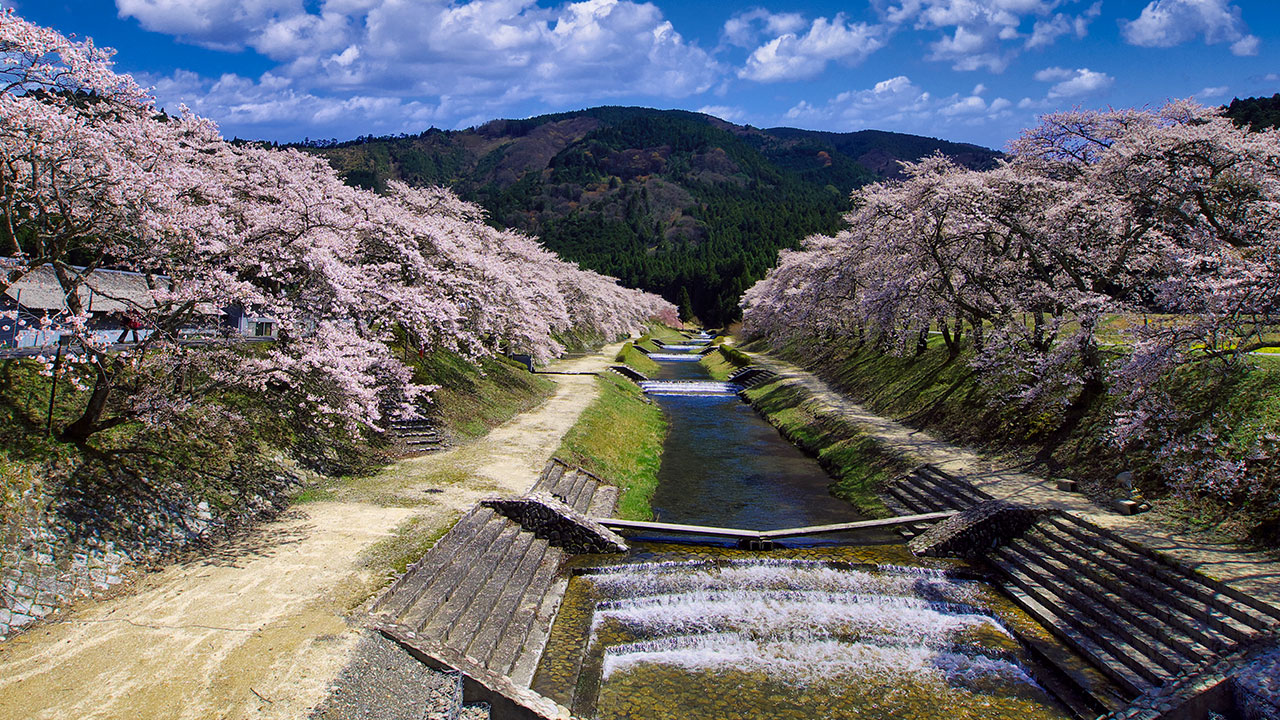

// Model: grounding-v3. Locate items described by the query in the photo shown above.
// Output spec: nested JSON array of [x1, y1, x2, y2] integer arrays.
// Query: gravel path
[[310, 631, 462, 720]]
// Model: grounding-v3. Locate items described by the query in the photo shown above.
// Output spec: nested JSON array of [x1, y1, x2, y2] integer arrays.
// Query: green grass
[[699, 346, 752, 380], [554, 374, 667, 520], [360, 511, 459, 578], [644, 324, 687, 343], [404, 348, 556, 440], [742, 379, 899, 518], [615, 341, 660, 375], [757, 333, 1280, 545]]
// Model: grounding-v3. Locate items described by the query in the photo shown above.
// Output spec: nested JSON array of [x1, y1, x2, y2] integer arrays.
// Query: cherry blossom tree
[[0, 9, 675, 447], [743, 100, 1280, 499]]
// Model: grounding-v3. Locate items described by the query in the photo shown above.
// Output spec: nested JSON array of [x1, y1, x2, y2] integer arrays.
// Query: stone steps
[[373, 457, 622, 710], [880, 464, 988, 537], [531, 458, 612, 516], [726, 366, 776, 388], [386, 417, 448, 453], [987, 513, 1280, 710]]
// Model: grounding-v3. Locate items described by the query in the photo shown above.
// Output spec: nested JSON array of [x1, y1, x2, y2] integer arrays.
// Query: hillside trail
[[0, 343, 622, 720]]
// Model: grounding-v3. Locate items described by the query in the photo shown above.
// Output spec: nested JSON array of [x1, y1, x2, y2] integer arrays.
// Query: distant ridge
[[300, 107, 1001, 323]]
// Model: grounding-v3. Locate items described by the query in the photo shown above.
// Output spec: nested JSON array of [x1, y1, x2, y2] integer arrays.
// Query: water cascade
[[536, 551, 1071, 720], [645, 353, 703, 362], [637, 380, 739, 397]]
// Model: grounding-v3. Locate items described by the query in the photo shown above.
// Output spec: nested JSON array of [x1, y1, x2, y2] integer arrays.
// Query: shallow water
[[534, 546, 1072, 720], [644, 343, 871, 534]]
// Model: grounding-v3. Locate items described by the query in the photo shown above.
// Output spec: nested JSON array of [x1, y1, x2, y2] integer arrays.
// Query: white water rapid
[[585, 559, 1035, 688]]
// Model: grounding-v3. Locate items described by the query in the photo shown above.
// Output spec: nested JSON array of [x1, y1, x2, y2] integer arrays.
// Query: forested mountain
[[1225, 94, 1280, 131], [300, 107, 1000, 324]]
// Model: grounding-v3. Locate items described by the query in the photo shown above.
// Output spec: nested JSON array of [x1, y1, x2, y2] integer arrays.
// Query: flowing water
[[642, 338, 870, 534], [534, 545, 1072, 720], [532, 336, 1073, 719]]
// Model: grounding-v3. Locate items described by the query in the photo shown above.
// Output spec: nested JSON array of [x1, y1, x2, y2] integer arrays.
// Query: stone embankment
[[1, 469, 296, 640]]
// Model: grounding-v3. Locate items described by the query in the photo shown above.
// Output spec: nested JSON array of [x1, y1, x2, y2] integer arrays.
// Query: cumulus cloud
[[1197, 85, 1230, 98], [785, 75, 1013, 133], [118, 0, 722, 134], [738, 14, 885, 82], [1026, 2, 1100, 50], [1121, 0, 1259, 56], [722, 8, 807, 48], [873, 0, 1099, 73], [1034, 66, 1114, 98], [116, 0, 312, 53]]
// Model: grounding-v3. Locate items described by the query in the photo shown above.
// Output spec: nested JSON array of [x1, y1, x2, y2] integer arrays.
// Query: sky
[[16, 0, 1280, 149]]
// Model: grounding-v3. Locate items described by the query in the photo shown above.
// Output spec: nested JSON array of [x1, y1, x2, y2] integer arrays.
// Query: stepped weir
[[370, 332, 1280, 719]]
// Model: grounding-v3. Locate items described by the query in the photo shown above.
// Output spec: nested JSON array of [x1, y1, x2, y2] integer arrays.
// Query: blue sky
[[18, 0, 1280, 148]]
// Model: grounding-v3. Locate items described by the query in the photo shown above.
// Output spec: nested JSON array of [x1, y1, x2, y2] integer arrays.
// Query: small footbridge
[[599, 512, 956, 550]]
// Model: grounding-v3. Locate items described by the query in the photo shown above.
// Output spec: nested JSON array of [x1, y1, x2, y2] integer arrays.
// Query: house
[[1, 259, 276, 349]]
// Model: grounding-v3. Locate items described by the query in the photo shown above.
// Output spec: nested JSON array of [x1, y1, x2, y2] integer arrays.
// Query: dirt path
[[0, 345, 621, 720], [749, 351, 1280, 607]]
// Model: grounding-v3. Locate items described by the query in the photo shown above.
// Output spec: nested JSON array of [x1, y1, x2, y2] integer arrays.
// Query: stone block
[[1112, 499, 1151, 515], [482, 493, 627, 555], [908, 500, 1050, 560], [1055, 479, 1078, 492], [1234, 649, 1280, 720]]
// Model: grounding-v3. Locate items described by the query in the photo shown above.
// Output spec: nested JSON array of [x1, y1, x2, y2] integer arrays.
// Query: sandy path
[[0, 344, 621, 720]]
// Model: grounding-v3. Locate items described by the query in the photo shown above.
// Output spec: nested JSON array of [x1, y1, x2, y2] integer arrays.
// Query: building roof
[[3, 262, 159, 314], [3, 264, 68, 312]]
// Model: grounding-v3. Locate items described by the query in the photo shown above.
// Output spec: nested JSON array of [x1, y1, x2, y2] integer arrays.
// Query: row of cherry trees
[[742, 101, 1280, 500], [0, 11, 677, 444]]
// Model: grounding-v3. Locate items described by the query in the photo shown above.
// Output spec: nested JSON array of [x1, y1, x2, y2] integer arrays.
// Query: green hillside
[[298, 107, 1000, 324], [1226, 94, 1280, 131]]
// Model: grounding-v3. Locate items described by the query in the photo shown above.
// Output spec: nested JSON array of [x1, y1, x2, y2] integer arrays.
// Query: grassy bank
[[741, 378, 899, 518], [699, 345, 752, 380], [751, 334, 1280, 544], [554, 374, 667, 520], [404, 349, 556, 440], [615, 341, 660, 376]]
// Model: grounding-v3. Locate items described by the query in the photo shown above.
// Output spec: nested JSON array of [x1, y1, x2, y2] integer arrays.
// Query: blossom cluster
[[742, 100, 1280, 498], [0, 10, 676, 440]]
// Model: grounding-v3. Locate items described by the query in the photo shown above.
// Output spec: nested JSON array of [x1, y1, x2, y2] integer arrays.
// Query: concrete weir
[[369, 459, 623, 720]]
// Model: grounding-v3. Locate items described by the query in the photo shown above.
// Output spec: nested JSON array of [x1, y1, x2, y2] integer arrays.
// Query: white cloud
[[1121, 0, 1258, 56], [120, 0, 722, 135], [1033, 66, 1075, 82], [739, 14, 885, 82], [872, 0, 1098, 72], [785, 75, 1013, 133], [1197, 85, 1230, 98], [1034, 66, 1114, 98], [1026, 3, 1098, 50], [116, 0, 310, 52], [697, 105, 748, 123], [722, 8, 807, 48]]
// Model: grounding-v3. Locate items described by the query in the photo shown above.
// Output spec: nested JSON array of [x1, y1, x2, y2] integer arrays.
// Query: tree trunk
[[970, 314, 984, 351], [60, 363, 113, 444], [915, 327, 929, 357]]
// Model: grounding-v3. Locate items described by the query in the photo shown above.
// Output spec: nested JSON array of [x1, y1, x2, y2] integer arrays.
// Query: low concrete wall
[[908, 500, 1048, 560], [483, 493, 627, 555]]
